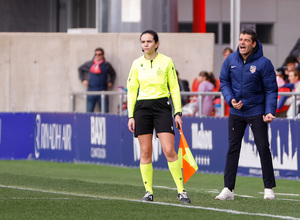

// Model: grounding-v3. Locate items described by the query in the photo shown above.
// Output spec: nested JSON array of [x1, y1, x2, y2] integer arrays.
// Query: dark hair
[[241, 28, 257, 43], [94, 47, 104, 55], [223, 47, 233, 55], [140, 30, 159, 52], [199, 71, 216, 87], [285, 55, 298, 65], [199, 71, 208, 77], [140, 30, 159, 42]]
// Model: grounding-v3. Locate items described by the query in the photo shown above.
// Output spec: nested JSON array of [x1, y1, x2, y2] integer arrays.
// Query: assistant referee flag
[[178, 129, 198, 184]]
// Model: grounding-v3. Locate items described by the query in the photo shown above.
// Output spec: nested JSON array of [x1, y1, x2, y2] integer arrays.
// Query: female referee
[[127, 30, 191, 204]]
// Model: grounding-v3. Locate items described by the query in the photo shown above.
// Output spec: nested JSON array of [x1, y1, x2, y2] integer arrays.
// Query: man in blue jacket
[[216, 29, 278, 200], [78, 48, 116, 113]]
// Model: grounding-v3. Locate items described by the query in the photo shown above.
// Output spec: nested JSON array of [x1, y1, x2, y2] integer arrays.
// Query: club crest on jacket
[[250, 65, 256, 73]]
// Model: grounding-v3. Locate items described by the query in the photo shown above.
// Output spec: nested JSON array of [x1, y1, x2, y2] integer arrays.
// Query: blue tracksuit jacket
[[220, 40, 278, 117]]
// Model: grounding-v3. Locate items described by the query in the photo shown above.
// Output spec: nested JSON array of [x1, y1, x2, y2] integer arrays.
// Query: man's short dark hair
[[94, 47, 104, 55], [241, 29, 257, 43], [285, 55, 298, 65]]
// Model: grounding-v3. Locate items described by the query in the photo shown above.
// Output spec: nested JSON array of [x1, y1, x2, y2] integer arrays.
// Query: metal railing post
[[84, 95, 87, 112], [198, 95, 202, 117], [70, 94, 75, 112], [101, 94, 105, 113], [221, 95, 225, 117], [292, 95, 296, 118]]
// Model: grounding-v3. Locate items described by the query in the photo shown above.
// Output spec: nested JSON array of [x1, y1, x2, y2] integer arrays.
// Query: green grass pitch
[[0, 160, 299, 220]]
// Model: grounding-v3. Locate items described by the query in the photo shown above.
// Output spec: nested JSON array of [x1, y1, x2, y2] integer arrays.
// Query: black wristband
[[174, 112, 182, 118]]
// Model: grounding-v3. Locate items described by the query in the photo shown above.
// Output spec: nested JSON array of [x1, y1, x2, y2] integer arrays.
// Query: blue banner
[[33, 113, 75, 162], [0, 112, 299, 179], [75, 113, 123, 164], [237, 119, 299, 178], [0, 113, 34, 159]]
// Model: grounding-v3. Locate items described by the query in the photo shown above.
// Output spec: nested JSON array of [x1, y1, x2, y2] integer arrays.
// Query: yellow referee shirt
[[127, 53, 182, 118]]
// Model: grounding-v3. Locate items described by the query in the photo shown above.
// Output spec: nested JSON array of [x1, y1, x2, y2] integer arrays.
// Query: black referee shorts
[[134, 97, 175, 137]]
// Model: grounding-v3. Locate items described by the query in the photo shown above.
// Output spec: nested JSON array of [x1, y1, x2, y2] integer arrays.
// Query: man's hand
[[263, 113, 275, 123], [82, 80, 88, 87], [231, 99, 243, 109]]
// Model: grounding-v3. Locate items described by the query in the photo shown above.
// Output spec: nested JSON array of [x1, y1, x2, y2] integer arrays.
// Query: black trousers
[[224, 114, 276, 190]]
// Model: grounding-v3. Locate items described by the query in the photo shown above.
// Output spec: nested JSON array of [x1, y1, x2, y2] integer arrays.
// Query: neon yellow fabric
[[127, 53, 182, 118], [168, 159, 184, 193], [140, 163, 153, 194]]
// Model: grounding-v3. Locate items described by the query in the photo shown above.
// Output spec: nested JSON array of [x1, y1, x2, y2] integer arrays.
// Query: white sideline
[[0, 184, 299, 220], [259, 192, 300, 197]]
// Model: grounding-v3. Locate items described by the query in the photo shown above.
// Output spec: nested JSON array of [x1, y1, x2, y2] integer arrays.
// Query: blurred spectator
[[280, 55, 298, 82], [222, 47, 233, 60], [285, 55, 298, 72], [276, 70, 300, 117], [275, 70, 287, 117], [191, 71, 206, 92], [196, 71, 216, 116], [176, 70, 190, 106], [78, 47, 116, 113], [276, 84, 291, 118], [190, 71, 207, 103], [286, 70, 300, 118], [276, 70, 286, 88]]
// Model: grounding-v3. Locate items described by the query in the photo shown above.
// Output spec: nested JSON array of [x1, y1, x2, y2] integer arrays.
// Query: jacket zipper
[[241, 60, 245, 117]]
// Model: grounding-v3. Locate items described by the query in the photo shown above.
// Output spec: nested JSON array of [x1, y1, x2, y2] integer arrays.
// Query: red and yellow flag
[[178, 129, 198, 184]]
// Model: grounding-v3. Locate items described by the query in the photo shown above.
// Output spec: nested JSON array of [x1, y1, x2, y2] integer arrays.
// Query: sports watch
[[174, 112, 182, 118]]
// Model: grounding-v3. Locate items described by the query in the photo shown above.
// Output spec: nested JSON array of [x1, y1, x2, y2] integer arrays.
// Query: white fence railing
[[70, 91, 300, 118]]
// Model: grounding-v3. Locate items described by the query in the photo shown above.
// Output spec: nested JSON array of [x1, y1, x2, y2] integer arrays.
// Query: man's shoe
[[141, 191, 153, 202], [264, 188, 275, 200], [178, 190, 191, 204], [215, 187, 234, 200]]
